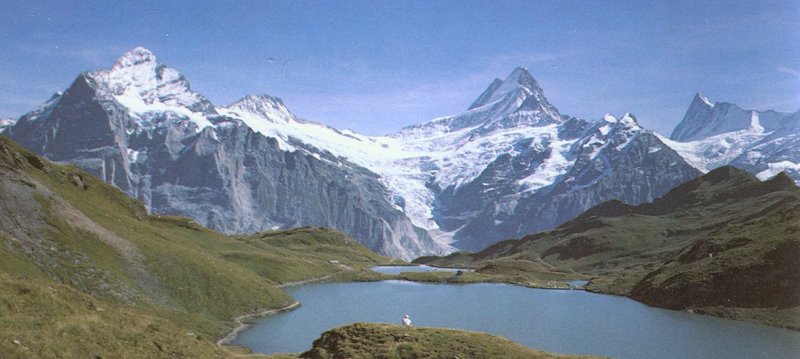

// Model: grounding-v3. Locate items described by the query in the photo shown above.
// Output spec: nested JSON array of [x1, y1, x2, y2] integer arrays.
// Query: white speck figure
[[402, 314, 412, 326]]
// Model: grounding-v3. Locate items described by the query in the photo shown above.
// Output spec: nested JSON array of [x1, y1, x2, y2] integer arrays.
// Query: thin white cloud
[[14, 43, 130, 67], [777, 66, 800, 81]]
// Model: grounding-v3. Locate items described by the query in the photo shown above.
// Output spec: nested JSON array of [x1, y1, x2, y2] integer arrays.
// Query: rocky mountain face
[[374, 68, 701, 251], [6, 47, 708, 256], [435, 112, 701, 251], [661, 93, 800, 183], [5, 47, 441, 259]]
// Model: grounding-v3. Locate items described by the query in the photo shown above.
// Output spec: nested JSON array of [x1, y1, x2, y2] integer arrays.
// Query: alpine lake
[[232, 266, 800, 358]]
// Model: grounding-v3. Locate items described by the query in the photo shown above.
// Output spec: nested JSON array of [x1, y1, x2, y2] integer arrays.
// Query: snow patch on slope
[[657, 130, 765, 173], [0, 118, 17, 133], [518, 127, 577, 191], [757, 161, 800, 181], [114, 90, 213, 129]]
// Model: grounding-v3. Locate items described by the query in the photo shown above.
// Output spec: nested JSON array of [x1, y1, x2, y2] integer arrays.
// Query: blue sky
[[1, 1, 798, 135]]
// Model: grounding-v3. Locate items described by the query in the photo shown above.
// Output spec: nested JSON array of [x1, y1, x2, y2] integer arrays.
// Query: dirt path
[[277, 265, 352, 288], [277, 272, 338, 288], [48, 192, 179, 308]]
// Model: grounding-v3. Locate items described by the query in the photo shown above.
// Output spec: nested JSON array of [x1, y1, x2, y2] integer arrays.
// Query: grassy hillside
[[418, 166, 800, 328], [0, 135, 389, 357], [0, 272, 224, 357], [298, 323, 602, 359]]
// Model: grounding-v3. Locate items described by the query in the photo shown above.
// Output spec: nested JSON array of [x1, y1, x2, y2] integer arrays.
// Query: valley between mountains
[[0, 136, 602, 358], [1, 47, 798, 357], [7, 47, 797, 260]]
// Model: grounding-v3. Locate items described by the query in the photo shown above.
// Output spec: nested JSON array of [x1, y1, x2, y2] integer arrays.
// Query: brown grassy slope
[[417, 167, 800, 328], [299, 323, 604, 359]]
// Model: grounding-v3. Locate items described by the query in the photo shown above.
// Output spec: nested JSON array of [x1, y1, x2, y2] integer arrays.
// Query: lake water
[[569, 280, 589, 287], [233, 281, 800, 358], [370, 265, 466, 274]]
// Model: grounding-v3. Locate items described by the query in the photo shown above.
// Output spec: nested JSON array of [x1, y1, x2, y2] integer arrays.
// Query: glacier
[[14, 47, 782, 257]]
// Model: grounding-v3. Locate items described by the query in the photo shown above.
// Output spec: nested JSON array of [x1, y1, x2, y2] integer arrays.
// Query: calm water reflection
[[233, 281, 800, 358]]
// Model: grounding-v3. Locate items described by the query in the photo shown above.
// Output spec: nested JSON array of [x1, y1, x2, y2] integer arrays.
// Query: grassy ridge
[[0, 135, 388, 357], [417, 167, 800, 328], [298, 323, 602, 359]]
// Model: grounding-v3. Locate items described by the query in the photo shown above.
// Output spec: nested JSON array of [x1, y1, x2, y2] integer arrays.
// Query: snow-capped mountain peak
[[468, 66, 551, 112], [669, 93, 717, 141], [402, 67, 564, 138], [104, 47, 161, 96], [580, 113, 643, 156], [225, 95, 295, 123], [111, 46, 157, 70], [618, 112, 641, 128], [668, 93, 773, 142], [587, 113, 641, 139], [91, 47, 215, 129], [3, 48, 715, 258], [695, 92, 714, 107], [0, 118, 16, 133], [659, 94, 800, 185]]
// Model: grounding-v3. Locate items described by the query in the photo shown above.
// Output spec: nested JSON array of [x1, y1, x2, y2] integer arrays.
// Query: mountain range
[[661, 93, 800, 181], [418, 166, 800, 329], [5, 47, 798, 258]]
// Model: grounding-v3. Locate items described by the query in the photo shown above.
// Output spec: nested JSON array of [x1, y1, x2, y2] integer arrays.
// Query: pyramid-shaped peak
[[504, 66, 537, 88], [692, 92, 714, 108], [670, 92, 720, 141], [112, 47, 157, 69], [468, 67, 545, 110]]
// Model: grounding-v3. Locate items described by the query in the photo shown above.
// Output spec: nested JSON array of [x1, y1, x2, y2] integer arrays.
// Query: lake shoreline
[[383, 266, 800, 332], [216, 267, 381, 350], [216, 301, 301, 347], [231, 278, 800, 358], [580, 286, 800, 332], [218, 266, 799, 355]]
